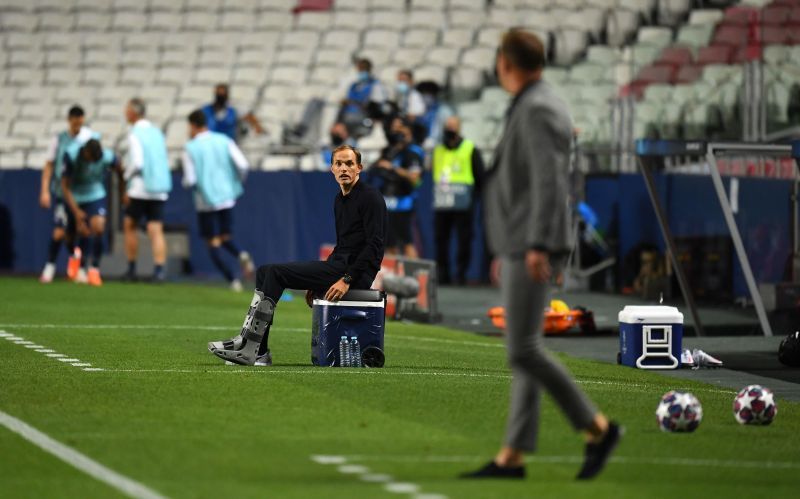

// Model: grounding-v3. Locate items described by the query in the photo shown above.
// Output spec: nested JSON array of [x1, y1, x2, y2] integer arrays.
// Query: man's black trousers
[[256, 255, 375, 303], [434, 210, 473, 285]]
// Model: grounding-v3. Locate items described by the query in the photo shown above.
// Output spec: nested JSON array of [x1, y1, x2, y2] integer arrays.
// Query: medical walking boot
[[210, 291, 275, 366]]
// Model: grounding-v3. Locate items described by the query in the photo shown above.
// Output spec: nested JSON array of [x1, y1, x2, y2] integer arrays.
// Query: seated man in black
[[208, 145, 387, 366]]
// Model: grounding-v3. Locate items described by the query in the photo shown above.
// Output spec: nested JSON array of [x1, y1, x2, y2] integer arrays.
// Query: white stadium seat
[[322, 30, 362, 49], [403, 28, 439, 48], [363, 29, 401, 50], [331, 11, 368, 30]]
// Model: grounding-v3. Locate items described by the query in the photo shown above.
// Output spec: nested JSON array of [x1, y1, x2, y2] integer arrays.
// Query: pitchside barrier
[[636, 139, 800, 337]]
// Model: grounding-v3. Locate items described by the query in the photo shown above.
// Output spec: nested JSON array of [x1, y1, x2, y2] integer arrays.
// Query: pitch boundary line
[[311, 455, 446, 499], [342, 453, 800, 471], [0, 331, 100, 371], [0, 409, 168, 499]]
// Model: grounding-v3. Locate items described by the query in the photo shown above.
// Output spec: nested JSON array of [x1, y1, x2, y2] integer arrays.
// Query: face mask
[[396, 81, 409, 94], [389, 131, 405, 145], [443, 130, 459, 146], [358, 71, 370, 82], [330, 134, 345, 147], [214, 94, 228, 106]]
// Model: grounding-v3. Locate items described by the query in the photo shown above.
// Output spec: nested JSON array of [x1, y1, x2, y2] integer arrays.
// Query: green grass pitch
[[1, 276, 799, 498]]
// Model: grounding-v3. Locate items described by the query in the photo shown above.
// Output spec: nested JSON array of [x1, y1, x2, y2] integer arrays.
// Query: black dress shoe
[[576, 421, 623, 480], [460, 460, 525, 479]]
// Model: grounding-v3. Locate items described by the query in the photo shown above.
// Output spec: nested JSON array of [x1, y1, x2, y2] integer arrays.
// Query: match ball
[[655, 390, 703, 432], [733, 385, 777, 425]]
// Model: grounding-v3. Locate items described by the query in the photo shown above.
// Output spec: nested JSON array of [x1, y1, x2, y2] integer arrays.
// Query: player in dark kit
[[207, 145, 387, 366]]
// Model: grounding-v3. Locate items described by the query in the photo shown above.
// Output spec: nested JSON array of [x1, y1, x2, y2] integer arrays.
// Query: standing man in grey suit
[[461, 29, 621, 481]]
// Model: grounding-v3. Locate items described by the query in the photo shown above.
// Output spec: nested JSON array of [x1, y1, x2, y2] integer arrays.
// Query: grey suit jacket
[[484, 80, 573, 257]]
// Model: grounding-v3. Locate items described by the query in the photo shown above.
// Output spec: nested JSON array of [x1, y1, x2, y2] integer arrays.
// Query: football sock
[[221, 240, 242, 258], [79, 238, 90, 268], [92, 237, 103, 268], [47, 238, 61, 264], [127, 261, 136, 275], [209, 247, 234, 282], [257, 327, 271, 356]]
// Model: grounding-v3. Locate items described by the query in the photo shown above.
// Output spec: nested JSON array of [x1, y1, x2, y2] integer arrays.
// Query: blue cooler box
[[311, 290, 386, 367], [619, 306, 683, 369]]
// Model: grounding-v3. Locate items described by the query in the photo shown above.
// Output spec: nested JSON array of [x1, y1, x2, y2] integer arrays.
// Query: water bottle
[[339, 336, 350, 367], [350, 336, 361, 368]]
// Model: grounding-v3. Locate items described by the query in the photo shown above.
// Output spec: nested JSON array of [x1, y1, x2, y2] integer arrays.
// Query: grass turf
[[1, 276, 798, 499]]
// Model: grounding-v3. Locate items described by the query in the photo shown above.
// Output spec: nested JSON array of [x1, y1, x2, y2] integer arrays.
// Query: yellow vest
[[432, 139, 475, 210], [433, 139, 475, 186]]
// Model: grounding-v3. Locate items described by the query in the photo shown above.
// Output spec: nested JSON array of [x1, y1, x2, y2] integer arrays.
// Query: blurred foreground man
[[461, 29, 621, 481], [122, 98, 172, 282], [38, 106, 98, 283], [432, 116, 484, 285], [207, 146, 387, 366], [183, 110, 255, 291]]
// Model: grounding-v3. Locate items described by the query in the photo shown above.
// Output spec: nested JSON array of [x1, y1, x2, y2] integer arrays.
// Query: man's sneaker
[[230, 279, 243, 292], [239, 251, 255, 280], [67, 248, 82, 281], [576, 422, 623, 480], [87, 267, 103, 287], [39, 262, 55, 284], [460, 461, 525, 479], [693, 349, 723, 368], [681, 349, 695, 368], [255, 351, 272, 366], [75, 268, 88, 284], [226, 351, 272, 367], [152, 269, 166, 284]]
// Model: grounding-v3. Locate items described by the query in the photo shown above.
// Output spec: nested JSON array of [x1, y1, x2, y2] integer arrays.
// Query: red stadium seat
[[761, 6, 791, 24], [731, 44, 762, 63], [788, 7, 800, 24], [657, 46, 694, 66], [637, 65, 675, 85], [713, 25, 750, 46], [760, 26, 791, 44], [696, 45, 733, 65], [722, 6, 760, 25], [674, 64, 702, 84]]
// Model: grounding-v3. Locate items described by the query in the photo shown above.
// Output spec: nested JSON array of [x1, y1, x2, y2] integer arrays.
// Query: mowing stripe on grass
[[343, 454, 800, 470], [88, 368, 737, 395], [0, 323, 306, 333], [0, 409, 168, 499], [311, 455, 446, 499]]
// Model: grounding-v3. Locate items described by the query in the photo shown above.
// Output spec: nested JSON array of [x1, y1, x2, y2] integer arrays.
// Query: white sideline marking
[[343, 454, 800, 471], [311, 455, 445, 499], [0, 409, 168, 499], [0, 323, 307, 333], [1, 331, 92, 372]]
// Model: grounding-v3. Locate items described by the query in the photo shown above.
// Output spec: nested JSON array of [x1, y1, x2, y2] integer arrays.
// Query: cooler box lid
[[618, 305, 683, 324]]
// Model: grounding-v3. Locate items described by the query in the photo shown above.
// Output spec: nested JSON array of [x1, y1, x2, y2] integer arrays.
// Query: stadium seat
[[570, 63, 612, 84], [363, 29, 401, 49], [271, 66, 308, 85], [676, 24, 716, 49], [658, 0, 693, 25], [674, 64, 703, 84], [441, 28, 474, 48], [295, 11, 333, 30], [393, 48, 427, 67], [697, 45, 733, 65], [322, 30, 360, 49], [425, 46, 461, 66], [4, 33, 40, 51], [761, 26, 791, 45], [219, 12, 254, 33], [16, 87, 54, 105], [82, 67, 118, 86], [6, 68, 41, 86], [606, 8, 641, 47], [75, 12, 111, 32], [0, 151, 28, 169], [587, 45, 623, 65], [260, 155, 298, 171], [194, 67, 233, 85], [233, 66, 267, 86], [404, 28, 440, 48], [118, 66, 155, 86], [712, 25, 749, 46], [637, 65, 675, 85], [335, 0, 368, 10], [448, 10, 484, 29], [410, 0, 448, 10], [688, 9, 725, 25], [147, 11, 182, 32], [331, 11, 368, 29], [460, 47, 496, 70], [414, 65, 448, 86], [110, 11, 147, 31], [7, 49, 44, 69], [275, 47, 316, 66], [281, 30, 321, 49], [43, 33, 79, 52], [254, 11, 295, 31], [637, 26, 673, 49], [552, 28, 589, 66]]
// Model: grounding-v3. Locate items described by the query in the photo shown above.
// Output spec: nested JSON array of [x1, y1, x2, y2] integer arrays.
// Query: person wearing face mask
[[394, 70, 426, 122], [368, 117, 424, 258], [417, 80, 455, 150], [338, 58, 387, 138], [201, 83, 266, 143], [321, 122, 357, 168], [432, 116, 485, 285]]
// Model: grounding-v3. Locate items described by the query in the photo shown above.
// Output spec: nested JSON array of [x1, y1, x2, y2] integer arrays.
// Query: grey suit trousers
[[502, 256, 597, 451]]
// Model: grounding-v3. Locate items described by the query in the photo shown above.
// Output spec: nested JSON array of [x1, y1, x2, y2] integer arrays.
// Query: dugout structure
[[636, 139, 800, 337]]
